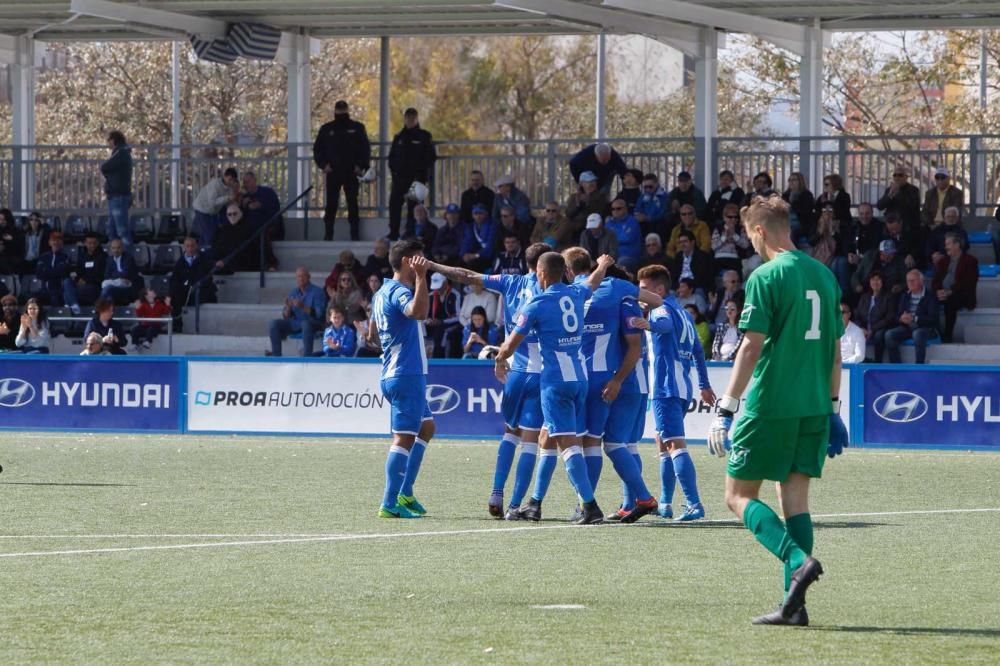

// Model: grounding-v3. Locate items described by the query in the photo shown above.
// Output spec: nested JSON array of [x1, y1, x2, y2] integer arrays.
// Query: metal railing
[[49, 316, 175, 354]]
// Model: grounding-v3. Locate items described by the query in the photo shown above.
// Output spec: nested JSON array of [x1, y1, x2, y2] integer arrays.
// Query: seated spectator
[[671, 230, 714, 296], [192, 166, 239, 247], [666, 204, 711, 258], [854, 202, 883, 256], [406, 204, 438, 249], [674, 277, 708, 315], [426, 272, 461, 358], [432, 204, 465, 265], [494, 206, 527, 250], [462, 306, 500, 358], [707, 270, 745, 329], [810, 204, 847, 289], [782, 171, 815, 245], [814, 174, 852, 234], [458, 281, 499, 326], [605, 197, 641, 272], [711, 203, 750, 277], [353, 305, 381, 358], [492, 175, 533, 230], [748, 171, 774, 200], [460, 170, 495, 225], [101, 237, 142, 305], [363, 273, 383, 304], [240, 170, 280, 268], [881, 212, 920, 269], [886, 269, 939, 364], [565, 172, 610, 234], [852, 239, 907, 297], [926, 206, 969, 265], [0, 208, 24, 274], [530, 202, 574, 251], [854, 272, 898, 363], [707, 169, 745, 225], [22, 211, 51, 269], [0, 294, 18, 351], [213, 203, 258, 274], [877, 167, 921, 236], [711, 299, 744, 361], [70, 232, 107, 308], [33, 231, 75, 308], [84, 298, 127, 355], [921, 167, 963, 229], [615, 168, 644, 213], [569, 142, 627, 197], [325, 249, 366, 295], [321, 305, 357, 358], [79, 331, 110, 356], [269, 267, 327, 357], [130, 288, 172, 351], [932, 233, 978, 343], [492, 234, 526, 275], [639, 233, 669, 269], [634, 173, 669, 239], [839, 302, 866, 364], [14, 297, 50, 354], [169, 236, 215, 331], [685, 303, 712, 358], [327, 269, 365, 324], [364, 238, 392, 280], [579, 213, 619, 261], [667, 171, 708, 227], [460, 204, 496, 272]]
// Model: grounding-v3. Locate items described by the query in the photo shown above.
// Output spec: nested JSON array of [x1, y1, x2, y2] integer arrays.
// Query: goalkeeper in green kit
[[707, 193, 849, 626]]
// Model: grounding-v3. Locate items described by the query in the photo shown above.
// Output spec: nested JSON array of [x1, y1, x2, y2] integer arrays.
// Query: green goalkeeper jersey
[[738, 249, 843, 419]]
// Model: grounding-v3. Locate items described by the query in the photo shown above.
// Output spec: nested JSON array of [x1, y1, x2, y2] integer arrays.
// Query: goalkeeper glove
[[707, 395, 738, 458], [827, 398, 849, 458]]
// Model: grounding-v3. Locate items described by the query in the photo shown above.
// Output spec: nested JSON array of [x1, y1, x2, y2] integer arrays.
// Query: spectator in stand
[[579, 213, 618, 261], [101, 237, 142, 305], [492, 234, 526, 275], [192, 167, 239, 247], [212, 203, 258, 274], [327, 270, 365, 324], [0, 294, 18, 351], [932, 233, 979, 343], [854, 271, 897, 363], [667, 171, 708, 226], [363, 274, 383, 305], [886, 269, 939, 364], [387, 108, 436, 240], [0, 209, 25, 273], [530, 202, 574, 252], [569, 142, 627, 197], [707, 169, 745, 225], [565, 171, 609, 234], [461, 306, 500, 359], [839, 301, 866, 364], [460, 170, 494, 225], [685, 303, 712, 358], [675, 277, 708, 315], [84, 298, 127, 355], [321, 305, 357, 358], [926, 206, 969, 265], [639, 233, 669, 270], [494, 206, 526, 250], [101, 130, 133, 245], [130, 288, 171, 352], [921, 167, 964, 229], [711, 203, 750, 277], [605, 197, 641, 272], [458, 281, 499, 326], [666, 204, 711, 258], [70, 232, 107, 308], [711, 299, 744, 361], [782, 171, 815, 246], [364, 238, 392, 281], [426, 272, 461, 358], [406, 204, 438, 250], [324, 249, 365, 298], [853, 239, 907, 298], [14, 298, 49, 354], [634, 173, 669, 239], [671, 229, 714, 297], [749, 171, 774, 200], [492, 175, 533, 231], [169, 236, 216, 332], [854, 202, 883, 256], [241, 171, 281, 269], [877, 167, 921, 236], [79, 331, 109, 356], [269, 267, 327, 357], [22, 212, 51, 269], [313, 100, 371, 242], [461, 204, 496, 272], [814, 173, 852, 233], [33, 231, 74, 307], [707, 270, 745, 329], [810, 204, 851, 292], [616, 168, 644, 213], [353, 308, 380, 358], [882, 212, 920, 269], [432, 204, 465, 265]]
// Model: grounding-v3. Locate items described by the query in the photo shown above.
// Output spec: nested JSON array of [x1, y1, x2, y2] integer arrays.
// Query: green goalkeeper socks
[[743, 499, 808, 575], [783, 512, 814, 593]]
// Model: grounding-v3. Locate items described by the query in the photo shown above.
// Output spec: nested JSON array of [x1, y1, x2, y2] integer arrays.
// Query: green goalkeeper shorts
[[727, 414, 830, 482]]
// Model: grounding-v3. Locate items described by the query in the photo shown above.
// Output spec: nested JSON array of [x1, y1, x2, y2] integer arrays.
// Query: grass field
[[0, 433, 998, 664]]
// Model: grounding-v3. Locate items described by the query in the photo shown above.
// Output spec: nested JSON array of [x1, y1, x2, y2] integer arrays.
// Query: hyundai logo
[[0, 378, 35, 408], [425, 384, 461, 415], [873, 391, 928, 423]]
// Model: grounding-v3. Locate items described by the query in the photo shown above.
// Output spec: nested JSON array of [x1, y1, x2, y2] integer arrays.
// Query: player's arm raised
[[424, 260, 484, 287], [403, 256, 430, 320], [707, 330, 764, 457], [584, 254, 615, 292]]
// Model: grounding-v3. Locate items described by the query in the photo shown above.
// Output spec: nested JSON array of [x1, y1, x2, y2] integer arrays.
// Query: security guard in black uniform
[[387, 107, 437, 241], [313, 100, 371, 241]]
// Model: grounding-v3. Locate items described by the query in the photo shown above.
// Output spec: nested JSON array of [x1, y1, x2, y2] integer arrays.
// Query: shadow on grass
[[811, 625, 1000, 638], [0, 482, 135, 487]]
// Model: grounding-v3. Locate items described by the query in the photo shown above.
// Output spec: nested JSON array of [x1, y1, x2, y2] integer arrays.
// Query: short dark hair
[[94, 298, 114, 313], [404, 107, 418, 116], [328, 304, 347, 318], [605, 263, 633, 282], [525, 242, 551, 270], [679, 277, 696, 290], [108, 130, 126, 146], [637, 264, 671, 291], [753, 171, 773, 188], [389, 239, 424, 271], [537, 251, 566, 281], [643, 173, 658, 182], [83, 231, 99, 241], [678, 229, 696, 242], [719, 169, 735, 179], [223, 167, 238, 180], [183, 235, 199, 246], [471, 169, 483, 177]]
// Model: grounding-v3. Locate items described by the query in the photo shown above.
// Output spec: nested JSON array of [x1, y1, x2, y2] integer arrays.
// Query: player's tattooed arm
[[404, 256, 431, 320], [424, 260, 485, 287]]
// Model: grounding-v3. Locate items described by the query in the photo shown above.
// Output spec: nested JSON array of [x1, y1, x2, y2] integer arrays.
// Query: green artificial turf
[[0, 433, 998, 664]]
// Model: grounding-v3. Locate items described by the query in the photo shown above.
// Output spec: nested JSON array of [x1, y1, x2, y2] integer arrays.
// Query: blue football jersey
[[648, 295, 710, 401], [575, 275, 639, 380], [618, 297, 649, 396], [514, 282, 590, 384], [482, 272, 542, 373], [372, 278, 428, 379]]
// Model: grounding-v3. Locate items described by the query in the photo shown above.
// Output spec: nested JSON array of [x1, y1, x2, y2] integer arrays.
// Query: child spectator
[[462, 306, 500, 358], [322, 305, 357, 358], [131, 289, 172, 351]]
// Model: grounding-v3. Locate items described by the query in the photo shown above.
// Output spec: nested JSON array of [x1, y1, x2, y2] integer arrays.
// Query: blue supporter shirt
[[372, 278, 428, 379], [648, 295, 710, 401], [286, 283, 327, 323], [605, 214, 642, 262], [323, 324, 357, 357], [574, 274, 639, 382], [513, 282, 590, 384], [618, 297, 649, 396], [482, 272, 542, 373]]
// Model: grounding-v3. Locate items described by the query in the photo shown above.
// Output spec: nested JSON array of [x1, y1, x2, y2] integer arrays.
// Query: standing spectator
[[569, 142, 627, 196], [810, 204, 849, 292], [674, 277, 708, 315], [885, 269, 939, 364], [387, 107, 436, 240], [854, 272, 898, 363], [565, 171, 609, 233], [926, 206, 969, 265], [314, 100, 371, 241], [854, 202, 883, 256], [921, 167, 964, 228], [461, 306, 500, 358], [782, 171, 815, 246], [212, 203, 258, 274], [492, 175, 533, 231], [130, 288, 171, 351], [364, 238, 392, 281], [711, 203, 749, 277], [22, 212, 50, 271], [707, 270, 745, 329], [839, 302, 867, 364], [169, 237, 216, 331], [932, 233, 978, 343], [616, 168, 644, 213], [327, 270, 365, 324], [711, 299, 744, 361], [0, 294, 17, 351], [101, 238, 142, 305], [69, 232, 106, 308], [605, 197, 641, 272], [101, 130, 133, 245], [671, 230, 714, 296], [241, 171, 281, 269], [706, 169, 745, 225], [667, 171, 708, 226], [460, 205, 496, 271], [269, 267, 327, 357], [432, 204, 465, 265], [814, 173, 852, 234], [579, 213, 618, 260], [639, 232, 669, 269], [685, 303, 712, 358], [666, 204, 711, 258], [33, 231, 74, 307], [852, 239, 907, 297], [79, 332, 110, 356], [426, 272, 461, 358], [748, 171, 774, 200], [459, 171, 494, 225], [15, 298, 50, 354], [321, 305, 357, 357], [192, 167, 239, 247], [530, 202, 573, 252], [0, 210, 25, 274], [406, 204, 438, 250], [84, 298, 127, 355], [877, 167, 921, 236], [634, 173, 669, 239], [492, 234, 526, 275]]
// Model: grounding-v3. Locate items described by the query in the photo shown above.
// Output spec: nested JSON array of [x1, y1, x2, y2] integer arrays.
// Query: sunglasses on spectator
[[893, 172, 905, 177], [545, 208, 558, 213]]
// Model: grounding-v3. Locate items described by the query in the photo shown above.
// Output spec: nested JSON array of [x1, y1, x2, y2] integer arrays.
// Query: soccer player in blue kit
[[367, 240, 435, 518]]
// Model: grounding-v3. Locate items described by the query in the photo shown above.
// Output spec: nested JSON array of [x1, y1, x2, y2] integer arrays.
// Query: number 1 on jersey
[[804, 289, 821, 340]]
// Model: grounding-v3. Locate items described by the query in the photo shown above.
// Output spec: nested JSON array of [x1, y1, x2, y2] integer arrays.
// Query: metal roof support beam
[[799, 21, 823, 190], [693, 28, 718, 194], [378, 36, 391, 217], [286, 31, 312, 211], [11, 35, 35, 210], [595, 33, 607, 140]]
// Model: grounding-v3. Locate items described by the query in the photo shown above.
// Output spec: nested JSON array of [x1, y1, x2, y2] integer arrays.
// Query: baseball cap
[[430, 273, 446, 290], [677, 171, 692, 181], [495, 174, 515, 188], [879, 240, 896, 254], [586, 213, 603, 229], [404, 107, 418, 116], [472, 204, 488, 214], [445, 203, 460, 214], [579, 171, 598, 183], [935, 167, 950, 178]]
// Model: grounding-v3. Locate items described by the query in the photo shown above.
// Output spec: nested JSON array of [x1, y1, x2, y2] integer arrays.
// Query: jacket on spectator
[[388, 124, 436, 182], [855, 290, 898, 335], [530, 214, 575, 251], [23, 225, 49, 264], [428, 286, 461, 326], [0, 222, 24, 263], [491, 249, 526, 276], [193, 177, 235, 216], [566, 189, 610, 233], [313, 115, 371, 175], [322, 323, 357, 357], [364, 253, 392, 281], [616, 185, 640, 213], [876, 182, 921, 231], [568, 144, 627, 192], [634, 187, 669, 228], [707, 287, 746, 325], [461, 218, 496, 262], [882, 227, 922, 266], [855, 218, 884, 255], [0, 309, 17, 350], [932, 252, 978, 311], [459, 289, 499, 325], [672, 248, 715, 295], [606, 215, 642, 263], [241, 185, 281, 230], [493, 187, 533, 228], [925, 223, 969, 260], [104, 252, 141, 287], [666, 220, 712, 258], [579, 229, 619, 261], [851, 250, 908, 294], [814, 189, 852, 231], [432, 221, 465, 261], [84, 317, 127, 354], [921, 186, 964, 227], [324, 262, 365, 294], [136, 298, 171, 332], [460, 186, 495, 225], [706, 186, 745, 223], [35, 250, 72, 293], [170, 252, 216, 302], [406, 219, 438, 251], [100, 144, 133, 197], [462, 322, 500, 357], [711, 321, 744, 361], [667, 185, 708, 223], [213, 219, 258, 273], [74, 248, 107, 287], [895, 287, 939, 330], [783, 188, 816, 237]]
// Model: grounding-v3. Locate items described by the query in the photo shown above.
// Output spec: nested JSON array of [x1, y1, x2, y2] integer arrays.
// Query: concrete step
[[213, 272, 298, 305], [180, 303, 277, 336], [926, 344, 1000, 364], [977, 278, 1000, 308], [961, 325, 1000, 345], [283, 216, 392, 242], [970, 244, 997, 264], [272, 240, 374, 274]]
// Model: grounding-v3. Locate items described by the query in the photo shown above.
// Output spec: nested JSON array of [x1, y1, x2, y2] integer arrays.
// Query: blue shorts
[[631, 396, 650, 443], [381, 376, 433, 435], [541, 381, 587, 437], [605, 393, 643, 445], [653, 397, 687, 441], [501, 371, 543, 431], [584, 378, 613, 438]]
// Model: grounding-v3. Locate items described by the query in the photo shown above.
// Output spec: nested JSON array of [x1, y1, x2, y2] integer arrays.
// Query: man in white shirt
[[839, 302, 866, 363]]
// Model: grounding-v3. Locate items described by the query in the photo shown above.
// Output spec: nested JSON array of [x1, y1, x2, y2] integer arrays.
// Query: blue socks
[[659, 450, 676, 505], [382, 445, 410, 508], [493, 433, 519, 494], [531, 448, 559, 502], [605, 443, 652, 503], [584, 445, 603, 494], [672, 448, 701, 506], [510, 442, 538, 506], [400, 438, 427, 498], [563, 446, 594, 503]]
